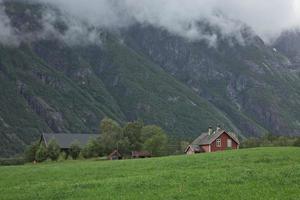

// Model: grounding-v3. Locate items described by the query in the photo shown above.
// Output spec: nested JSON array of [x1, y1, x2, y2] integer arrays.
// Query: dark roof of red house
[[191, 129, 240, 146]]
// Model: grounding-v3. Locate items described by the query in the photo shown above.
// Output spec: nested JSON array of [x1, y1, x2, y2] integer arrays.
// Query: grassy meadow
[[1, 147, 300, 200]]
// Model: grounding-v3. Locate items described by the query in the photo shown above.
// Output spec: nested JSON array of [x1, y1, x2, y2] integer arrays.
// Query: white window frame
[[216, 138, 221, 147], [227, 139, 232, 148]]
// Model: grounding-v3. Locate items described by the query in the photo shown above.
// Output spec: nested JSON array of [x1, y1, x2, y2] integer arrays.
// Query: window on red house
[[216, 138, 221, 147]]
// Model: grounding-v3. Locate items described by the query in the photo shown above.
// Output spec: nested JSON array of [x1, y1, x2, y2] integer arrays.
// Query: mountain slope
[[274, 29, 300, 69], [1, 1, 300, 157], [121, 24, 300, 136], [0, 1, 239, 157]]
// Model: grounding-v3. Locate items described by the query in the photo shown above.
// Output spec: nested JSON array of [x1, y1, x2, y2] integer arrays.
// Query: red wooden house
[[185, 126, 240, 154]]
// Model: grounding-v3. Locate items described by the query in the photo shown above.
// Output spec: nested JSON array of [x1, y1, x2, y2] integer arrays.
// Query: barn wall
[[210, 132, 238, 152], [186, 148, 194, 155], [201, 145, 210, 152]]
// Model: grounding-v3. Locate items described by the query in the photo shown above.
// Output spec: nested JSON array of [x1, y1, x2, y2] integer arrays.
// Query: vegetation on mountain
[[241, 133, 300, 148]]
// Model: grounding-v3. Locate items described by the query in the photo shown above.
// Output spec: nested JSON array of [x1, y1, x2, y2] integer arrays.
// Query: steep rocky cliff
[[122, 24, 300, 136]]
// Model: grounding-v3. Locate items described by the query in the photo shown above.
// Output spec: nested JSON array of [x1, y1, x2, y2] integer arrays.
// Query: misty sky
[[0, 0, 300, 45]]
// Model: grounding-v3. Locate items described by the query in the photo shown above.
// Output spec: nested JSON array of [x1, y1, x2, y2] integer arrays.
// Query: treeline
[[241, 133, 300, 148], [25, 118, 176, 162]]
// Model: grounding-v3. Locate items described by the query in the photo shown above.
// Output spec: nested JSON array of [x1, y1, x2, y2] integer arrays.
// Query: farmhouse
[[185, 126, 240, 154], [40, 133, 99, 151]]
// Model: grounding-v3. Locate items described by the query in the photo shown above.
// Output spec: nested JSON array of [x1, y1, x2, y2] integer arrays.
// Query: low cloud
[[0, 1, 20, 46], [0, 0, 300, 46]]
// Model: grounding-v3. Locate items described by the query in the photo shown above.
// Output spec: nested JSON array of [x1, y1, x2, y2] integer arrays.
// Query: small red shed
[[185, 126, 240, 154]]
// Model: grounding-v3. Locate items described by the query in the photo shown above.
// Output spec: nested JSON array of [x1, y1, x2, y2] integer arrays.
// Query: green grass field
[[1, 147, 300, 200]]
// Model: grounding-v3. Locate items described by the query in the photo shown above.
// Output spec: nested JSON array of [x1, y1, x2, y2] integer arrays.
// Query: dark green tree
[[100, 118, 123, 154], [294, 137, 300, 147], [24, 141, 40, 162], [47, 139, 60, 161], [35, 145, 48, 162], [123, 121, 143, 151], [81, 139, 103, 158], [141, 125, 168, 156], [69, 141, 81, 160], [116, 137, 130, 155]]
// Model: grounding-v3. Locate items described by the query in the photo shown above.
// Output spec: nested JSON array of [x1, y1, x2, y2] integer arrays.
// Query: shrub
[[59, 151, 68, 161], [69, 141, 81, 160], [47, 139, 60, 161], [35, 145, 48, 162], [141, 125, 168, 156], [24, 141, 40, 162], [0, 158, 25, 166], [123, 121, 143, 151], [294, 138, 300, 147], [81, 139, 103, 159], [81, 146, 91, 159]]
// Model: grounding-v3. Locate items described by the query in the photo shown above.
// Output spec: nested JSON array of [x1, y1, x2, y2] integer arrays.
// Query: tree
[[116, 137, 130, 155], [35, 145, 48, 162], [60, 151, 68, 160], [69, 141, 81, 160], [294, 137, 300, 147], [47, 139, 60, 161], [141, 125, 168, 156], [123, 121, 143, 151], [263, 133, 277, 143], [81, 139, 103, 159], [240, 137, 260, 148], [24, 141, 40, 162], [100, 118, 123, 154]]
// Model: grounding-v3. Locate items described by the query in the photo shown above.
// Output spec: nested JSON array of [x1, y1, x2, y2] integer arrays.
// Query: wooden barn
[[185, 126, 240, 154], [131, 151, 152, 158], [108, 150, 122, 160], [40, 133, 99, 151]]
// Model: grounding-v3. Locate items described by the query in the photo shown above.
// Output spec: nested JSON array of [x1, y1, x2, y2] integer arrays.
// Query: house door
[[227, 139, 232, 148]]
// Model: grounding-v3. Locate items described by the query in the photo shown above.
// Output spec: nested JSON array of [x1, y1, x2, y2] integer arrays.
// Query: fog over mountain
[[0, 0, 300, 45]]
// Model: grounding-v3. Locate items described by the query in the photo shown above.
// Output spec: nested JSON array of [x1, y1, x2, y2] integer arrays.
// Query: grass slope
[[1, 147, 300, 200]]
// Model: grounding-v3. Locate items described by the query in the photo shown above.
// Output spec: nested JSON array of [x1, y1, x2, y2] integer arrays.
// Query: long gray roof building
[[40, 133, 100, 149]]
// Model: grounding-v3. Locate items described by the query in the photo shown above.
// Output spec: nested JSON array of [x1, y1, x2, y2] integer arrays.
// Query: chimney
[[208, 126, 213, 135], [216, 124, 221, 132]]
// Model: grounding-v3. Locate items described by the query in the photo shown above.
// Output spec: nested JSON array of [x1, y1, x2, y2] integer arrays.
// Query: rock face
[[18, 81, 65, 133], [121, 24, 300, 136], [1, 1, 300, 157], [274, 29, 300, 68]]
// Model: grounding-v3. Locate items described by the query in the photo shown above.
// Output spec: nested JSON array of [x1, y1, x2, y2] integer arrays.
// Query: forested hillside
[[1, 1, 300, 157]]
